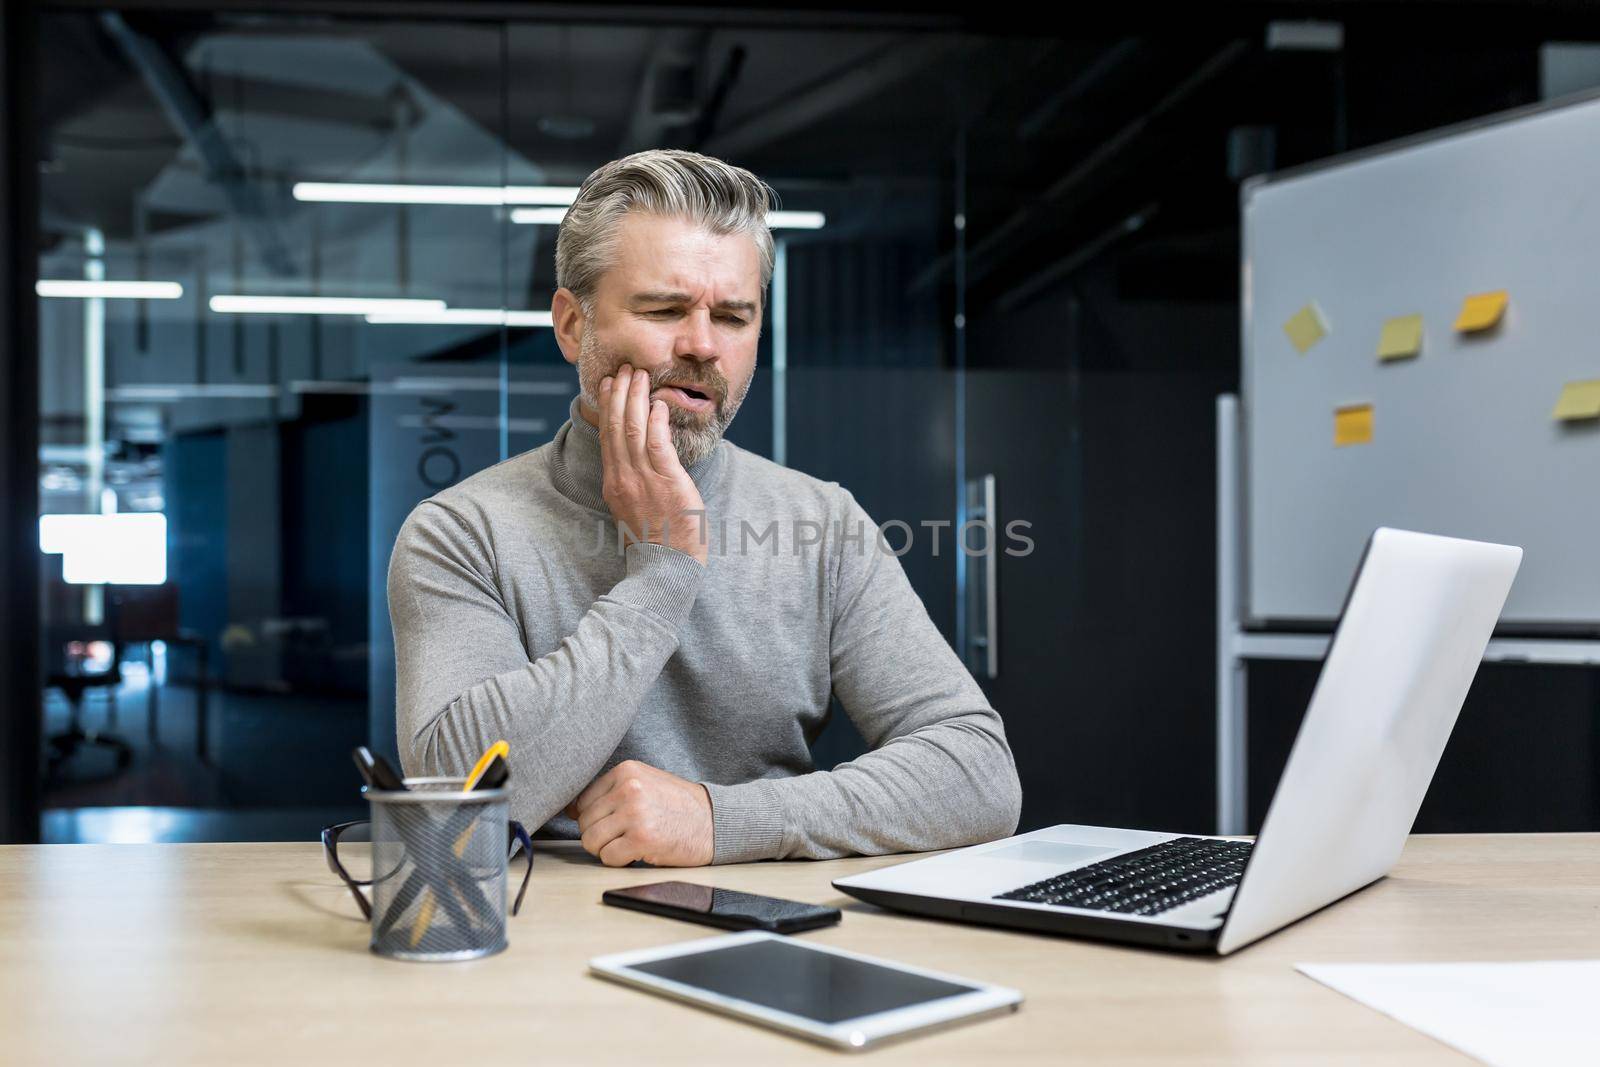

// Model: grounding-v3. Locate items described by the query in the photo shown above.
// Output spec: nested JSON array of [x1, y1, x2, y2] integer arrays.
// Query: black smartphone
[[602, 881, 842, 934]]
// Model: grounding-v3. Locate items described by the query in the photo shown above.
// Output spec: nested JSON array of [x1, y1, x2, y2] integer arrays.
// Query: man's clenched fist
[[566, 759, 715, 867]]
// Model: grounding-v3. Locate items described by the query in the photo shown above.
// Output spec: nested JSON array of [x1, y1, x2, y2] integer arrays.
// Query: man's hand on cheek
[[565, 759, 715, 867], [598, 364, 709, 565]]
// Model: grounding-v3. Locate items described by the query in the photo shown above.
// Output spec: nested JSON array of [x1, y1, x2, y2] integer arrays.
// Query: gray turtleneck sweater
[[388, 397, 1021, 863]]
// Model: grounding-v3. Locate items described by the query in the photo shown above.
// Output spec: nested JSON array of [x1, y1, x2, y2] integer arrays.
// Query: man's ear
[[551, 287, 585, 367]]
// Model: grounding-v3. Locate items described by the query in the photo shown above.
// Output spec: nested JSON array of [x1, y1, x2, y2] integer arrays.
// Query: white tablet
[[589, 930, 1022, 1051]]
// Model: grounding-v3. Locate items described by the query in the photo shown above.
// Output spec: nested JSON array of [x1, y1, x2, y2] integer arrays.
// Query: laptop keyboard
[[994, 837, 1253, 917]]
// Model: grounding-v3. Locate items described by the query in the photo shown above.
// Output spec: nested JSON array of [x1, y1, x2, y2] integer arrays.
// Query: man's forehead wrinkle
[[628, 288, 757, 312]]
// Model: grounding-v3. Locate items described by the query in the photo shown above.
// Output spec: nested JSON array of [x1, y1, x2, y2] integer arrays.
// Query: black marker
[[352, 746, 407, 791]]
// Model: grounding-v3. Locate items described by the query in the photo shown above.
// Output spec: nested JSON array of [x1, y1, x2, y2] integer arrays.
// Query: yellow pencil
[[464, 741, 509, 791], [454, 740, 510, 859], [408, 741, 510, 946]]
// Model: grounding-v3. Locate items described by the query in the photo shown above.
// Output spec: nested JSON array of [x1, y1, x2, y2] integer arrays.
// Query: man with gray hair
[[389, 148, 1021, 866]]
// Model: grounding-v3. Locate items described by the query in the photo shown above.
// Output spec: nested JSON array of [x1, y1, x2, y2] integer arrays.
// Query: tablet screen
[[627, 937, 977, 1023]]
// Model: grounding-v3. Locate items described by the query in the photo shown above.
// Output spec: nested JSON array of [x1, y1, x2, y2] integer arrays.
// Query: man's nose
[[672, 309, 718, 362]]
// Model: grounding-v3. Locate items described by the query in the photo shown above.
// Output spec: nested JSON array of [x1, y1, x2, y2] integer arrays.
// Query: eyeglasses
[[322, 817, 534, 921]]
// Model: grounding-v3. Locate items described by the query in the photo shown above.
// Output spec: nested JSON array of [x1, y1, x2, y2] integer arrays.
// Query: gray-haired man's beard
[[577, 330, 753, 468]]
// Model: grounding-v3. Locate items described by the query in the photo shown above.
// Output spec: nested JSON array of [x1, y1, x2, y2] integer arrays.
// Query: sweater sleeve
[[702, 488, 1022, 862], [389, 500, 704, 832]]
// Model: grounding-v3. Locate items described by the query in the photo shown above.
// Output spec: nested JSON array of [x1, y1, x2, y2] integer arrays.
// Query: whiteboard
[[1243, 91, 1600, 630]]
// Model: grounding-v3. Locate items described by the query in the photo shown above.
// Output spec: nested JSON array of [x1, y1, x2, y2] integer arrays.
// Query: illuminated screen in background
[[39, 513, 168, 584]]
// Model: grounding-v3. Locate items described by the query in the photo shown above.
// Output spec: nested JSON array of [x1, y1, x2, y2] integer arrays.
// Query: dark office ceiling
[[32, 3, 1585, 315]]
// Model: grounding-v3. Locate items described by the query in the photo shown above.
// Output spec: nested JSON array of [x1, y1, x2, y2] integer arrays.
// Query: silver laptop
[[835, 527, 1522, 955]]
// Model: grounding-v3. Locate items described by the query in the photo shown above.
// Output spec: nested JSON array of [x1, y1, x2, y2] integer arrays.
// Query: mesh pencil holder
[[367, 777, 509, 962]]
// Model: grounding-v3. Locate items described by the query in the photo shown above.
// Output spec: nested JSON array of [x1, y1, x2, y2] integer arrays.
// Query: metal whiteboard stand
[[1214, 393, 1600, 836]]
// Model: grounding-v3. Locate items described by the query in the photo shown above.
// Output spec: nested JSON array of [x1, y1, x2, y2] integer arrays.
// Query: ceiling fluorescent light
[[767, 211, 826, 230], [364, 308, 554, 327], [107, 384, 279, 402], [508, 207, 827, 230], [508, 207, 570, 225], [1266, 20, 1344, 51], [209, 295, 446, 316], [506, 186, 579, 205], [37, 280, 183, 299], [295, 184, 823, 229], [292, 182, 579, 206]]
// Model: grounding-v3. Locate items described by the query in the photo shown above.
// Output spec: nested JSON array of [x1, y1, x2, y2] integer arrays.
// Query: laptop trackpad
[[984, 841, 1118, 867]]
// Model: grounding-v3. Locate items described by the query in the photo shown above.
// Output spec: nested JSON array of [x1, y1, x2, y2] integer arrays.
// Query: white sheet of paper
[[1298, 960, 1600, 1066]]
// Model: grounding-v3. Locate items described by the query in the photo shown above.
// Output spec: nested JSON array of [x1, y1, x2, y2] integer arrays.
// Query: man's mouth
[[653, 383, 717, 414]]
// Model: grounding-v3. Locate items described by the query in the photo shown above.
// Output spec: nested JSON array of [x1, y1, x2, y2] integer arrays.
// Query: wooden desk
[[2, 834, 1597, 1064]]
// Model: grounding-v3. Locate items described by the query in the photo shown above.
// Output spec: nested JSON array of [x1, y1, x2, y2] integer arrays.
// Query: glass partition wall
[[31, 8, 1589, 845], [35, 9, 973, 841]]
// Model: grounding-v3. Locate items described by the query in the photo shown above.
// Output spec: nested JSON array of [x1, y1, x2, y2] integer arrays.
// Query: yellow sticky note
[[1453, 290, 1508, 332], [1552, 380, 1600, 422], [1283, 302, 1329, 354], [1376, 314, 1424, 361], [1334, 403, 1373, 447]]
